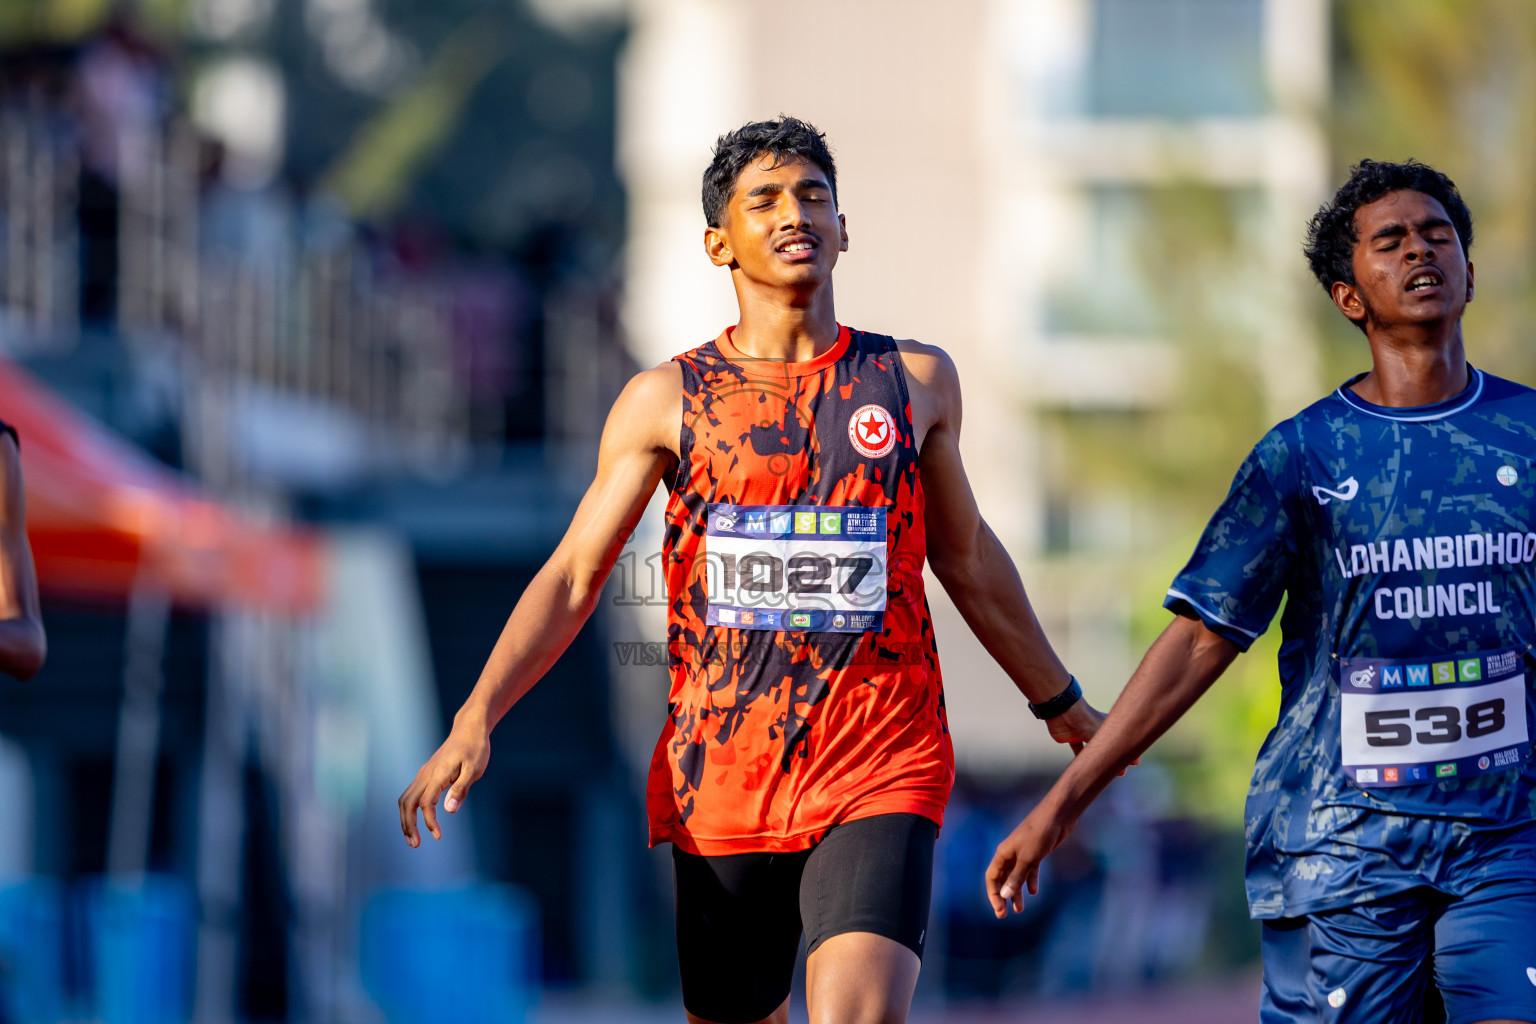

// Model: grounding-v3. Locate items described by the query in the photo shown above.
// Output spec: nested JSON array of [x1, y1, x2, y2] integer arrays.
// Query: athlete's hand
[[1046, 700, 1105, 754], [398, 716, 491, 848], [986, 802, 1076, 918], [1046, 700, 1137, 775]]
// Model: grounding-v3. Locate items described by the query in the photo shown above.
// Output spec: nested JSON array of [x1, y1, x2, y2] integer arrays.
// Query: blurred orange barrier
[[0, 359, 323, 613]]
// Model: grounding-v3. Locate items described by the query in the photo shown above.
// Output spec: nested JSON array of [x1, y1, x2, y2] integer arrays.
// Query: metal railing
[[0, 106, 79, 347], [0, 112, 479, 482]]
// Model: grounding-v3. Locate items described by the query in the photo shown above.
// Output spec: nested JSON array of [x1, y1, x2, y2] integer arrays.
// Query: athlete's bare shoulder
[[894, 338, 953, 376], [894, 339, 960, 443], [604, 360, 684, 458]]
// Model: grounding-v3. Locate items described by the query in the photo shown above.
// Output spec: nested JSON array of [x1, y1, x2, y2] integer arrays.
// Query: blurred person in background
[[400, 116, 1107, 1024], [987, 160, 1536, 1024], [0, 422, 45, 681], [73, 18, 167, 325]]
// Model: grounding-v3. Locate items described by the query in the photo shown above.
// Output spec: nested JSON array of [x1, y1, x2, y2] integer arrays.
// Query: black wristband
[[1028, 676, 1083, 720]]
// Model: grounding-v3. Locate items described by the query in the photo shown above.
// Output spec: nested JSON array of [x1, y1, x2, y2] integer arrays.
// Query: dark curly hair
[[1303, 159, 1473, 294], [702, 117, 837, 229]]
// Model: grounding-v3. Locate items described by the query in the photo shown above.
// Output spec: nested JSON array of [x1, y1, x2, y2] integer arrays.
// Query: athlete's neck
[[1350, 324, 1468, 408], [729, 279, 840, 362]]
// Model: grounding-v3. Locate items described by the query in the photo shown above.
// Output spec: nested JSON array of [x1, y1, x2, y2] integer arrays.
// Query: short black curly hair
[[1303, 159, 1473, 293], [702, 117, 837, 229]]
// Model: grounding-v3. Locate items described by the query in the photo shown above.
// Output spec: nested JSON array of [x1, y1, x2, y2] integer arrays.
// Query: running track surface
[[536, 972, 1261, 1023]]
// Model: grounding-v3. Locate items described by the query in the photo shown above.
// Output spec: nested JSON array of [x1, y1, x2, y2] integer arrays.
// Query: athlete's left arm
[[900, 341, 1106, 749]]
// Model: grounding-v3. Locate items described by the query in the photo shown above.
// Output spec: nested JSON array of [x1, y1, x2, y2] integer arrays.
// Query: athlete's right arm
[[987, 435, 1292, 910], [398, 363, 682, 848], [984, 613, 1238, 915], [0, 435, 44, 681]]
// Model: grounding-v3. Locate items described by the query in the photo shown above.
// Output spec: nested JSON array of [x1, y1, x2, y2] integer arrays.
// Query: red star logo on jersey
[[848, 404, 896, 459]]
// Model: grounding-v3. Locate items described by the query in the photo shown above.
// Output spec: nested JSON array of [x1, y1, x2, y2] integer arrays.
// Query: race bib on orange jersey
[[704, 503, 887, 632], [1339, 647, 1530, 787]]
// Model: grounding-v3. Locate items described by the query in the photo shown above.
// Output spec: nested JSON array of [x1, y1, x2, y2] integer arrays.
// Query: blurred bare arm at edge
[[985, 612, 1240, 916], [0, 435, 45, 681], [899, 340, 1108, 750], [398, 363, 682, 847]]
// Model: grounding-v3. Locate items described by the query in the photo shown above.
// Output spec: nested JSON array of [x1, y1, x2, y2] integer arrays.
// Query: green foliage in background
[[1334, 0, 1536, 383], [1049, 185, 1274, 513], [319, 19, 506, 222], [1050, 181, 1293, 822], [0, 0, 187, 44]]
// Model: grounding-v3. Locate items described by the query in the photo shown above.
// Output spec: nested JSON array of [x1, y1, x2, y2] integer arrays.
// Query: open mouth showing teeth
[[779, 241, 816, 253], [1407, 273, 1443, 291]]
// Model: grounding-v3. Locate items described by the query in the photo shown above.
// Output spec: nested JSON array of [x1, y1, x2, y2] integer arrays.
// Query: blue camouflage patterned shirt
[[1167, 367, 1536, 919]]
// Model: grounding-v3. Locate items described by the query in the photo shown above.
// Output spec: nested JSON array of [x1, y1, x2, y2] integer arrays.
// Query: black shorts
[[671, 813, 937, 1024]]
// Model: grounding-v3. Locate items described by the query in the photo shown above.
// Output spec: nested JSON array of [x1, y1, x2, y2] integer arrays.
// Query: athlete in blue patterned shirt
[[987, 161, 1536, 1024]]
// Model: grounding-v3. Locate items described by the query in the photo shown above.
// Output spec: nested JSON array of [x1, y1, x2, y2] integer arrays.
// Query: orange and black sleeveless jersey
[[647, 325, 953, 855]]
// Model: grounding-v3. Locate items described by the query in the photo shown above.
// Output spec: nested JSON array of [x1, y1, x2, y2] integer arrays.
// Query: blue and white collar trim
[[1335, 367, 1484, 422]]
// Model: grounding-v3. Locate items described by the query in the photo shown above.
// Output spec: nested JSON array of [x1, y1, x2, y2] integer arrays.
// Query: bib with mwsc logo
[[1339, 647, 1531, 787], [704, 502, 887, 633]]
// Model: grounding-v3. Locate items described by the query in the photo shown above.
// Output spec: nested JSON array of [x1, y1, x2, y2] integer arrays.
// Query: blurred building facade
[[620, 0, 1330, 771]]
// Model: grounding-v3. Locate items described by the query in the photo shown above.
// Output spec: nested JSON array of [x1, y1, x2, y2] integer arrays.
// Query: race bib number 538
[[704, 503, 887, 633], [1339, 648, 1530, 787]]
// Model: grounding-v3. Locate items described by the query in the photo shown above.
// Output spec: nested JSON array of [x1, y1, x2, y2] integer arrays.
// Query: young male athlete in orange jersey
[[399, 117, 1103, 1024]]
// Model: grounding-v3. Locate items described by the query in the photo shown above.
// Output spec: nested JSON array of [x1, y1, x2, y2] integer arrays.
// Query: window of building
[[1088, 0, 1267, 117], [1044, 184, 1264, 338], [1044, 186, 1163, 337]]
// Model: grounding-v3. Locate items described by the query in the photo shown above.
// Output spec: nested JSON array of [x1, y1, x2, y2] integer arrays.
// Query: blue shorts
[[1260, 880, 1536, 1024]]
